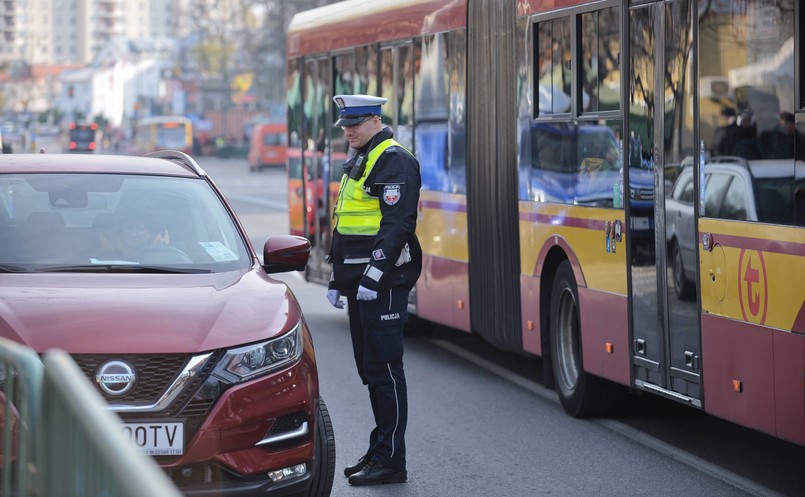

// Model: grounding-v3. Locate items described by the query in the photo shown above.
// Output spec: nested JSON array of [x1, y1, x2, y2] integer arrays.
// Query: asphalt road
[[198, 156, 803, 497]]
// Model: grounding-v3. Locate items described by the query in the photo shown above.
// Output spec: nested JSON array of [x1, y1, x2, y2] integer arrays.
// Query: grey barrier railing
[[0, 338, 43, 497], [0, 338, 183, 497]]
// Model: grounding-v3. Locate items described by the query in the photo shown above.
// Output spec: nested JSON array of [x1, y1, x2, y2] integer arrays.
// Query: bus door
[[627, 0, 701, 407], [302, 57, 332, 284]]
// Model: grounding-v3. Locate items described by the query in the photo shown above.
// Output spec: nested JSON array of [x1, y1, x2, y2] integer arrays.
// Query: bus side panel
[[288, 0, 466, 58], [416, 256, 471, 333], [579, 289, 630, 386], [520, 273, 541, 355], [518, 0, 599, 17], [416, 191, 471, 332], [701, 314, 777, 440], [773, 330, 805, 445]]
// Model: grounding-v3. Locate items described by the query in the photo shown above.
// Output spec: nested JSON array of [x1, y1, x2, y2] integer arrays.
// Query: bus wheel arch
[[537, 239, 585, 390], [538, 247, 568, 390], [546, 258, 626, 417]]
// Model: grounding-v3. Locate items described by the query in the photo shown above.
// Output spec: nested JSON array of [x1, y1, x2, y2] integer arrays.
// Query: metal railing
[[0, 338, 183, 497], [0, 339, 43, 497]]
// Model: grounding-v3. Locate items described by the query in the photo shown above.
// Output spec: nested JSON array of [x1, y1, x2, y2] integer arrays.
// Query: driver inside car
[[97, 213, 170, 261]]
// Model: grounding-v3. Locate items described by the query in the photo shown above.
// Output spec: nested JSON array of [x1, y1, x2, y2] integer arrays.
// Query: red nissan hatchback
[[0, 151, 335, 496]]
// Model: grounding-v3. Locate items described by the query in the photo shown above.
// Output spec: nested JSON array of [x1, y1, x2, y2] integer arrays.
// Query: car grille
[[631, 187, 654, 201], [72, 352, 221, 459], [75, 354, 191, 404]]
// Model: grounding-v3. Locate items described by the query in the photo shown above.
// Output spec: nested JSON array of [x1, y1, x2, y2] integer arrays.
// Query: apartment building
[[0, 0, 191, 65]]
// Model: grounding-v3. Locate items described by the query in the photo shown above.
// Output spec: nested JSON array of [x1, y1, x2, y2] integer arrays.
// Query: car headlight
[[211, 323, 304, 385]]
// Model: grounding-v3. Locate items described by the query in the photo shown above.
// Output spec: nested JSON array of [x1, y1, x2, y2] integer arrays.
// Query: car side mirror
[[262, 235, 310, 274]]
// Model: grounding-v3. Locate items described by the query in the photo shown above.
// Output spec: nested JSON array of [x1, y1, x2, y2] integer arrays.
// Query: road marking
[[431, 339, 785, 497]]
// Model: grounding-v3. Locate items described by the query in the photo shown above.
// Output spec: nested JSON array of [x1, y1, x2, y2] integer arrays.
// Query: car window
[[703, 172, 731, 218], [0, 173, 251, 272], [755, 178, 796, 225], [672, 172, 694, 204], [719, 174, 748, 220]]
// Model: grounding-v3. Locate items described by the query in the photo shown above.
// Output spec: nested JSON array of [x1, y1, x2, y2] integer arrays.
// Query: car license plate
[[122, 422, 184, 455], [631, 217, 650, 230]]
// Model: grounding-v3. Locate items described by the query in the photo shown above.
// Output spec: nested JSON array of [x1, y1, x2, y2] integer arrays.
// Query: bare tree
[[245, 0, 336, 108]]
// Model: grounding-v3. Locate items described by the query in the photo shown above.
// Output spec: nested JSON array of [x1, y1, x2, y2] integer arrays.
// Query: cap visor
[[334, 115, 373, 127]]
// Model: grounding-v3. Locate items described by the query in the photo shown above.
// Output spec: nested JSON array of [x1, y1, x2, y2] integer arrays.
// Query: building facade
[[0, 0, 192, 65]]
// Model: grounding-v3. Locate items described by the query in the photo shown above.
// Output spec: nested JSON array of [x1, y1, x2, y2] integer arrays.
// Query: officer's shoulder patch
[[382, 184, 401, 205]]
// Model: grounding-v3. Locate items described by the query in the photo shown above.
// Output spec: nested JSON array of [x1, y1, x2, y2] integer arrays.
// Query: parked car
[[0, 151, 335, 497], [665, 157, 803, 300], [248, 123, 288, 172]]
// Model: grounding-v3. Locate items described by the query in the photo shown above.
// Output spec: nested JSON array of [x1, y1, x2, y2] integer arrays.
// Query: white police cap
[[333, 94, 387, 126]]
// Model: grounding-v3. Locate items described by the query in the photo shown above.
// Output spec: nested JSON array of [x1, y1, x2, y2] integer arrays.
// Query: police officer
[[326, 94, 422, 486]]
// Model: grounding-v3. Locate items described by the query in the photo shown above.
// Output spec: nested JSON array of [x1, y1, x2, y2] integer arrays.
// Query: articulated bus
[[133, 116, 193, 154], [286, 0, 805, 446]]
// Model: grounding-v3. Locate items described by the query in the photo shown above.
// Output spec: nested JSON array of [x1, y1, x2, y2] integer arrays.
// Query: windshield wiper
[[39, 265, 213, 274], [0, 264, 29, 273]]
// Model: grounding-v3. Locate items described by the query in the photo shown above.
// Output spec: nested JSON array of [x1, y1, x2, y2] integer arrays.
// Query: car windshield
[[0, 173, 251, 273]]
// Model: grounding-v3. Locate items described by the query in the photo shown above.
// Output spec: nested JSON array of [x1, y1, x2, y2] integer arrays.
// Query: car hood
[[0, 270, 301, 354]]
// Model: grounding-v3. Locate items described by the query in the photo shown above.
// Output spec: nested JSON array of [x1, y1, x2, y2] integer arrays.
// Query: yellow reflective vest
[[334, 138, 403, 235]]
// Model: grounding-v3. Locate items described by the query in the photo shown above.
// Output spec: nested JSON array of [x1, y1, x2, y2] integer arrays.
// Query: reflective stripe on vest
[[334, 138, 405, 235]]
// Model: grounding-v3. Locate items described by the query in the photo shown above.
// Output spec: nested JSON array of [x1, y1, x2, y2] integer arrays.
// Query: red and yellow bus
[[133, 116, 193, 154], [287, 0, 805, 446]]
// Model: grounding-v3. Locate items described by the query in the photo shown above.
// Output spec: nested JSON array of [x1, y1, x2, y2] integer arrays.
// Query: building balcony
[[93, 24, 122, 36]]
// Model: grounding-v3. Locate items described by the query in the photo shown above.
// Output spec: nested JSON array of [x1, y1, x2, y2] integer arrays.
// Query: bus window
[[580, 6, 620, 114], [535, 16, 571, 117]]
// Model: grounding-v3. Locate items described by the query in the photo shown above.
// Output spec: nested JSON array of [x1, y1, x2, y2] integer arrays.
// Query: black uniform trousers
[[346, 285, 409, 471]]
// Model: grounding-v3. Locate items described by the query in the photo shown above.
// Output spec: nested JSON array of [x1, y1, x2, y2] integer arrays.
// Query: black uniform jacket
[[328, 127, 422, 294]]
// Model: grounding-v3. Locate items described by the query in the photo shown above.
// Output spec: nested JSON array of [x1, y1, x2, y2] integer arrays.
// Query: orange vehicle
[[248, 123, 287, 171], [288, 0, 805, 446]]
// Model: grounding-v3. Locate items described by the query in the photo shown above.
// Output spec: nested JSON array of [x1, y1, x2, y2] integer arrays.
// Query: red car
[[0, 151, 335, 496]]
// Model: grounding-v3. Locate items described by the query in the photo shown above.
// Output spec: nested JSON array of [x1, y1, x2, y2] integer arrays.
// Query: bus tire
[[549, 260, 622, 417]]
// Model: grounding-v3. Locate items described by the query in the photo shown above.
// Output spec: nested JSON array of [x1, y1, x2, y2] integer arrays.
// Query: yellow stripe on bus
[[699, 218, 804, 333]]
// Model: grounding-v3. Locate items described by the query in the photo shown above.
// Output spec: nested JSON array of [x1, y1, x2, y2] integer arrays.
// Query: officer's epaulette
[[384, 146, 398, 154]]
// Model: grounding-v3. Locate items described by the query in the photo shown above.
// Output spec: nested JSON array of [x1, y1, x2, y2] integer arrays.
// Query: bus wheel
[[550, 260, 622, 417]]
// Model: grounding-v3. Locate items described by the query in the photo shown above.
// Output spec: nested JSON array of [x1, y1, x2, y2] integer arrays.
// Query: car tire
[[549, 260, 625, 417], [301, 397, 335, 497], [672, 241, 694, 301]]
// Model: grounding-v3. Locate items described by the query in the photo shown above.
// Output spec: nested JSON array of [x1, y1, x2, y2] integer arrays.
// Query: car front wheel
[[301, 397, 335, 497]]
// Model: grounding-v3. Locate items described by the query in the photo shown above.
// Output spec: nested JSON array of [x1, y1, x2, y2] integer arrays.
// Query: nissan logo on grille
[[96, 360, 136, 397]]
